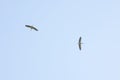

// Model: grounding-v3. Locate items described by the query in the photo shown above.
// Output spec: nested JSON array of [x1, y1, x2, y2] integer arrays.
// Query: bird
[[25, 25, 38, 31], [78, 37, 82, 50]]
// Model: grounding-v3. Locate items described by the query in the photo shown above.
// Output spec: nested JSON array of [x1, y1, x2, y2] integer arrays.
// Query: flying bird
[[25, 25, 38, 31], [78, 37, 82, 50]]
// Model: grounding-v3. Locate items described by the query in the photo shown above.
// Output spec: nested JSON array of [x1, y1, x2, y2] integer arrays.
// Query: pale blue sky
[[0, 0, 120, 80]]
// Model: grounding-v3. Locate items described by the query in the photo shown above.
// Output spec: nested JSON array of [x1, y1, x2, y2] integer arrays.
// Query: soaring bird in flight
[[78, 37, 82, 50], [25, 25, 38, 31]]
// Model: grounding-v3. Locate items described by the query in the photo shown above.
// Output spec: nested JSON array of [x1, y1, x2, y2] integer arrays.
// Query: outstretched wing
[[25, 25, 38, 31], [25, 25, 32, 28], [78, 37, 82, 50], [32, 26, 38, 31]]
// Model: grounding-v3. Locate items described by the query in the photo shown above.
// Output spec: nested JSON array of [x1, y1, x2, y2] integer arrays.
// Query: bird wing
[[25, 25, 32, 28], [32, 26, 38, 31]]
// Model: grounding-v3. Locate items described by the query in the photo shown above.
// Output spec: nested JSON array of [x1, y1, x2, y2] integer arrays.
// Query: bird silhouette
[[78, 37, 82, 50], [25, 25, 38, 31]]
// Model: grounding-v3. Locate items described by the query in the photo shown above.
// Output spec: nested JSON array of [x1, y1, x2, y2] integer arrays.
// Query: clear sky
[[0, 0, 120, 80]]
